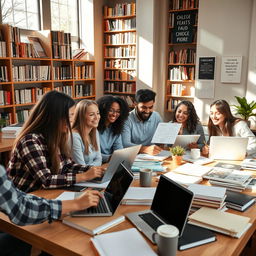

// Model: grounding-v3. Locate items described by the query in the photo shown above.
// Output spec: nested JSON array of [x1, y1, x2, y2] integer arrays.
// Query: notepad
[[163, 172, 202, 186], [91, 228, 157, 256], [188, 207, 251, 238], [173, 163, 212, 177]]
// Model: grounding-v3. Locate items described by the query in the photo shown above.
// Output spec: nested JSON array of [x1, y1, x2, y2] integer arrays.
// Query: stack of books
[[188, 184, 227, 212], [163, 172, 202, 186], [203, 167, 253, 192], [241, 158, 256, 170], [2, 123, 23, 138], [188, 207, 252, 238]]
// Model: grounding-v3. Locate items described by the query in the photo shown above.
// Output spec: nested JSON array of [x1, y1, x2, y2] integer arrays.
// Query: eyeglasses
[[108, 109, 121, 115]]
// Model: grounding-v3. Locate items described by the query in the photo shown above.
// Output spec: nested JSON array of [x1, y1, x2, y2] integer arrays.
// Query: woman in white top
[[71, 100, 102, 166], [202, 99, 256, 156]]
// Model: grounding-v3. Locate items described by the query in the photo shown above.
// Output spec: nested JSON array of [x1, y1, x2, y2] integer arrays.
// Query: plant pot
[[172, 155, 183, 165]]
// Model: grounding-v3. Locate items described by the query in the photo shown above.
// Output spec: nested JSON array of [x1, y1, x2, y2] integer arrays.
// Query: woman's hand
[[201, 145, 209, 156], [76, 167, 105, 182], [188, 142, 198, 149], [140, 145, 162, 155]]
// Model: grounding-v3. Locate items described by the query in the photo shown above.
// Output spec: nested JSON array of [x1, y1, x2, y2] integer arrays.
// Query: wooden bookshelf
[[0, 24, 95, 124], [166, 0, 199, 112], [103, 2, 136, 108]]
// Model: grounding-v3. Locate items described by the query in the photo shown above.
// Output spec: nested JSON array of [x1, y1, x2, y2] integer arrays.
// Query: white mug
[[191, 148, 200, 159]]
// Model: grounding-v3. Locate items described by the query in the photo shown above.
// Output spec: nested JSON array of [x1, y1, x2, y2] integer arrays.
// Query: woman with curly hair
[[172, 100, 205, 149], [97, 95, 129, 163], [202, 99, 256, 156]]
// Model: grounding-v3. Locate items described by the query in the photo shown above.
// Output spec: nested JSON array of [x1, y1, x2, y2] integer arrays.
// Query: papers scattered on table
[[91, 228, 157, 256], [135, 150, 171, 162], [163, 172, 202, 186], [75, 181, 109, 189], [241, 158, 256, 170], [183, 154, 214, 165], [151, 122, 181, 144], [131, 160, 166, 172], [172, 163, 212, 177], [188, 207, 252, 238], [121, 187, 156, 205]]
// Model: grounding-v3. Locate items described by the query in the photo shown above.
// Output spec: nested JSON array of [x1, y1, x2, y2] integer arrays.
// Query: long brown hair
[[72, 100, 99, 154], [14, 91, 75, 174], [208, 99, 240, 136]]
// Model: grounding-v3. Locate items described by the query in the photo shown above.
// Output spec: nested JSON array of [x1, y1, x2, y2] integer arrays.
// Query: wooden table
[[0, 162, 256, 256], [0, 136, 15, 166]]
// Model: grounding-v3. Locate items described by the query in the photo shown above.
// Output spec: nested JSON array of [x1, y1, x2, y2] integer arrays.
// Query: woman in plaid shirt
[[7, 91, 105, 192]]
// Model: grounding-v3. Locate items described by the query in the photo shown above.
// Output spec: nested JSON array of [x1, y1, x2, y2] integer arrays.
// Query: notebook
[[126, 176, 216, 250], [92, 145, 140, 183], [71, 163, 133, 216], [172, 134, 200, 148], [209, 136, 248, 160]]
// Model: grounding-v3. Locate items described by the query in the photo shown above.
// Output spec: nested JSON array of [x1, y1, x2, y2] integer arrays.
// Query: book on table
[[246, 178, 256, 190], [241, 158, 256, 170], [188, 207, 252, 238], [163, 172, 202, 186], [172, 163, 212, 177], [183, 155, 214, 165], [225, 190, 256, 212], [62, 214, 125, 236]]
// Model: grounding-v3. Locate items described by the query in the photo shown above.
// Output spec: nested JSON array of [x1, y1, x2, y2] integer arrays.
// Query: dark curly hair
[[172, 100, 200, 133], [97, 95, 129, 135]]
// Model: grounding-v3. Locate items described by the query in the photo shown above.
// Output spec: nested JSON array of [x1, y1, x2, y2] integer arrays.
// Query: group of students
[[1, 89, 256, 255]]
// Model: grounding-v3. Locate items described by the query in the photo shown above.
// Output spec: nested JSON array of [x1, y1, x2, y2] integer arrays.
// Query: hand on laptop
[[202, 145, 209, 156], [188, 142, 198, 149], [140, 145, 162, 155], [76, 167, 105, 182]]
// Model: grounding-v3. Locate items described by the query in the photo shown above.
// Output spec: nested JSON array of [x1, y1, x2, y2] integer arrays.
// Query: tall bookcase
[[103, 2, 136, 108], [166, 0, 199, 112], [0, 24, 95, 125]]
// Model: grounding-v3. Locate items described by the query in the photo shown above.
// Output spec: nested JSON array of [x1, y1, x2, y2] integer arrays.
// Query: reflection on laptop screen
[[105, 163, 133, 213], [151, 176, 194, 236]]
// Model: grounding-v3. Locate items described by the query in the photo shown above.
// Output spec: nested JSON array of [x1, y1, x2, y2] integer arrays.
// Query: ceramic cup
[[139, 168, 152, 187], [191, 148, 200, 159]]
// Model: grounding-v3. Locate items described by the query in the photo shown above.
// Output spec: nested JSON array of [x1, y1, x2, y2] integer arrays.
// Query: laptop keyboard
[[87, 197, 109, 213], [139, 213, 164, 231]]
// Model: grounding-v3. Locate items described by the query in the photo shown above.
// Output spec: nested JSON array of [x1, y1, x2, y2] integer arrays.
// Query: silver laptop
[[92, 144, 141, 183], [126, 175, 194, 243], [173, 135, 200, 148], [209, 136, 248, 160], [71, 163, 133, 217]]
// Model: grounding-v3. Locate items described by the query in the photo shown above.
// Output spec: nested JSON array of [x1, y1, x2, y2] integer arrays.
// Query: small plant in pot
[[170, 145, 185, 165]]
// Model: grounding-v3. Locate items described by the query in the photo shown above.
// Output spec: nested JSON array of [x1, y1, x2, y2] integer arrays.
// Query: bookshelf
[[103, 2, 136, 108], [166, 0, 199, 112], [0, 24, 95, 124]]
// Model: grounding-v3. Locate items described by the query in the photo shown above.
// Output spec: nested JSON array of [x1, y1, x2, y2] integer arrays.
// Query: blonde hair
[[72, 100, 99, 154]]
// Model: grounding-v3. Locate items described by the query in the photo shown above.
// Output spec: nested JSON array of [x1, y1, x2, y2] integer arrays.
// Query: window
[[1, 0, 40, 30], [50, 0, 79, 37]]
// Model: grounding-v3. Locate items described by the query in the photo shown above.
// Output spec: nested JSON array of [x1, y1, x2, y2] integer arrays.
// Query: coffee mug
[[191, 148, 200, 159], [152, 224, 179, 256], [139, 168, 152, 187]]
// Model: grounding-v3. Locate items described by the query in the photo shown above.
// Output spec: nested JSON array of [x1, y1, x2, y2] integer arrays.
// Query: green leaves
[[170, 145, 185, 156], [232, 96, 256, 120]]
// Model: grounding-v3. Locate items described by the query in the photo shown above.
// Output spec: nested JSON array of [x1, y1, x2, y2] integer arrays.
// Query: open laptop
[[92, 144, 141, 183], [71, 163, 133, 217], [209, 136, 248, 160], [172, 135, 200, 148], [126, 175, 194, 243]]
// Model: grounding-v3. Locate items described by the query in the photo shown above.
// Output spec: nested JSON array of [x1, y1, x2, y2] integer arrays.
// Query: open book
[[91, 228, 157, 256]]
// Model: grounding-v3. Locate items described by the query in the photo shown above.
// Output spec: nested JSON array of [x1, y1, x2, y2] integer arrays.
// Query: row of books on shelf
[[104, 81, 135, 93], [14, 87, 48, 105], [169, 0, 199, 10], [104, 18, 136, 32], [103, 3, 136, 17], [169, 49, 196, 64], [0, 66, 8, 82], [105, 59, 136, 69], [0, 90, 11, 105], [104, 32, 136, 45], [16, 109, 29, 123], [75, 84, 93, 97], [169, 66, 195, 81], [12, 65, 50, 81], [10, 41, 42, 58], [74, 65, 94, 79], [170, 83, 187, 96], [169, 12, 198, 27], [51, 31, 72, 59], [55, 86, 72, 97], [53, 66, 72, 80], [105, 70, 136, 81], [167, 98, 182, 110], [0, 41, 6, 57], [104, 46, 136, 58]]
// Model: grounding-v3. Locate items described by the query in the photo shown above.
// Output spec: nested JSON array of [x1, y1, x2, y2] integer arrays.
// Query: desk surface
[[0, 161, 256, 256], [0, 136, 14, 153]]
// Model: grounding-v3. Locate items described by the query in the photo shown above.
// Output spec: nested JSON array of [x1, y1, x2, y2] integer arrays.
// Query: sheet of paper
[[123, 187, 156, 200], [75, 181, 109, 188], [55, 191, 75, 200], [151, 122, 181, 144], [135, 150, 171, 161]]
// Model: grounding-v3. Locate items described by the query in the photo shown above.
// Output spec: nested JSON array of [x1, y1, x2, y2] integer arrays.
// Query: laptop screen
[[151, 175, 194, 236], [105, 163, 133, 213]]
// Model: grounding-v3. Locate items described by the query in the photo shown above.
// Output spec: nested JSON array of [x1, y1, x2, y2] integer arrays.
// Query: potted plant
[[170, 145, 185, 165], [232, 96, 256, 127]]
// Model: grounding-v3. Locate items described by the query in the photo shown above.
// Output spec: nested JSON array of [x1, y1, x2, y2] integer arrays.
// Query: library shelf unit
[[166, 0, 199, 112], [103, 2, 137, 108], [0, 24, 95, 125]]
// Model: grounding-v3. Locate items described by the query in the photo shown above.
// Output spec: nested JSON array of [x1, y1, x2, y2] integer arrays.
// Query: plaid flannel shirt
[[0, 166, 61, 225], [7, 133, 90, 192]]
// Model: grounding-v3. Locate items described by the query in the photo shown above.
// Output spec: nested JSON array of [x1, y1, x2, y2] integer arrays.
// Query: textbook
[[172, 163, 212, 177], [91, 228, 157, 256], [225, 191, 256, 212], [188, 207, 252, 238], [62, 214, 125, 235], [178, 223, 216, 250]]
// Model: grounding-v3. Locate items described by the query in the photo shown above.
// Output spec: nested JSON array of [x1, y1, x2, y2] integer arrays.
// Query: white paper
[[163, 172, 202, 186], [172, 163, 213, 177], [135, 150, 171, 161], [151, 122, 181, 144], [55, 191, 75, 200], [123, 187, 156, 200], [221, 56, 242, 83], [75, 181, 109, 188]]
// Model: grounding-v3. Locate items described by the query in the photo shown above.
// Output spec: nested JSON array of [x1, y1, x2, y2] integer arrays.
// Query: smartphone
[[65, 185, 88, 192]]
